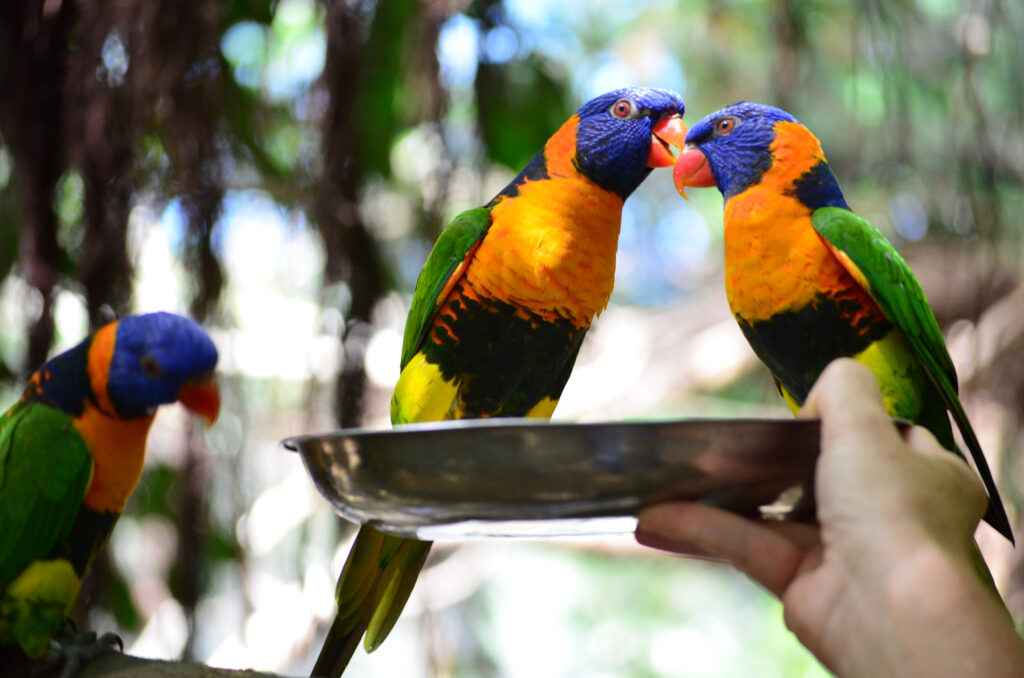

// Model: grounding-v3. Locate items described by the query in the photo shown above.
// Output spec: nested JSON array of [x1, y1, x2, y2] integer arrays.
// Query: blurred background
[[2, 0, 1023, 676]]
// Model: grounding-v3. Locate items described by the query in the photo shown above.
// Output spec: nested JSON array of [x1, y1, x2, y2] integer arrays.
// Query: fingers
[[904, 426, 989, 527], [636, 503, 818, 598]]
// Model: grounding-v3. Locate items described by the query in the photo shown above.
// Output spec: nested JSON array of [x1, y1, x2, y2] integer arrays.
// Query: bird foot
[[35, 621, 123, 678]]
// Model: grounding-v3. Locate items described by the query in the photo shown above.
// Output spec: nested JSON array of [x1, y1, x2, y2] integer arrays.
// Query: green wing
[[0, 401, 92, 590], [812, 206, 958, 390], [400, 206, 492, 370], [812, 206, 1012, 541]]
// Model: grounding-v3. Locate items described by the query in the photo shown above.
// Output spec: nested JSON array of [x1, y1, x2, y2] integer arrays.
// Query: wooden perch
[[31, 652, 295, 678]]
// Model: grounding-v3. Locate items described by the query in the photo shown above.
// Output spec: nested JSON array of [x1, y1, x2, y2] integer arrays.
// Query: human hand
[[635, 359, 1024, 677]]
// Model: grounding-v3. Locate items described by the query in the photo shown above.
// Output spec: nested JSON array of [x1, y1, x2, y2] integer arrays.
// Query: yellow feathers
[[390, 353, 460, 423], [524, 397, 559, 419], [851, 331, 925, 420], [472, 171, 624, 328], [0, 559, 81, 658]]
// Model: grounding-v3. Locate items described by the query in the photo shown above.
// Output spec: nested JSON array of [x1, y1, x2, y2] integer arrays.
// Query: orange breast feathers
[[722, 121, 866, 323], [76, 323, 156, 514], [467, 115, 625, 327]]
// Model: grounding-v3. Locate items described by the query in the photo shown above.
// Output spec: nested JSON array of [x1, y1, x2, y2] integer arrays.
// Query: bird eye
[[611, 98, 634, 118], [716, 117, 738, 135], [140, 354, 162, 378]]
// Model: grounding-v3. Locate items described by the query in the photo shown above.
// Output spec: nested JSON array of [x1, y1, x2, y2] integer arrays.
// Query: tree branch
[[35, 652, 295, 678]]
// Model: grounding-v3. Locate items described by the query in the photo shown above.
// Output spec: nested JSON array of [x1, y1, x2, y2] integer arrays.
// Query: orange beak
[[178, 376, 220, 427], [672, 144, 716, 199], [647, 115, 688, 168]]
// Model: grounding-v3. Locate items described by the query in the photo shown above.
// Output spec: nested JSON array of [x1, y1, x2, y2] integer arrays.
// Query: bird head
[[672, 101, 805, 199], [573, 87, 687, 199], [103, 312, 220, 425]]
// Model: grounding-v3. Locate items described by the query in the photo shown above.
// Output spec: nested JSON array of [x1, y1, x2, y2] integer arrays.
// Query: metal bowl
[[282, 418, 821, 540]]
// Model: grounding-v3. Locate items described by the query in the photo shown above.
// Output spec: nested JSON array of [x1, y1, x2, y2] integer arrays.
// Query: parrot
[[671, 101, 1012, 543], [0, 312, 220, 674], [311, 87, 688, 677]]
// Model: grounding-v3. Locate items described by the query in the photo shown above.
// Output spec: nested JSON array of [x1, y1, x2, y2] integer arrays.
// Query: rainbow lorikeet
[[0, 312, 220, 672], [672, 101, 1012, 543], [312, 87, 688, 677]]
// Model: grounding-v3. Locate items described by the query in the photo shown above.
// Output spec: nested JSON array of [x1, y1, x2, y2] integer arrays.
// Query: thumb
[[799, 359, 904, 457]]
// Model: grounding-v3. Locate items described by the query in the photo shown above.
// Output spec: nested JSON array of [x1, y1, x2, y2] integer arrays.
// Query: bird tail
[[944, 395, 1014, 544], [311, 526, 431, 678]]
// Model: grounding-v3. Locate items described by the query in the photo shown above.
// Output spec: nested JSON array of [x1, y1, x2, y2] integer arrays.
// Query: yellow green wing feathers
[[312, 529, 431, 676], [812, 206, 1012, 542], [329, 528, 429, 651], [364, 538, 430, 651], [0, 402, 93, 657]]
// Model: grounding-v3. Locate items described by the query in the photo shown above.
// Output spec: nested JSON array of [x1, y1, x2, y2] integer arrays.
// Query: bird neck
[[722, 188, 846, 324], [488, 114, 588, 203], [84, 322, 121, 417], [763, 121, 848, 210], [75, 404, 156, 514], [544, 114, 583, 180]]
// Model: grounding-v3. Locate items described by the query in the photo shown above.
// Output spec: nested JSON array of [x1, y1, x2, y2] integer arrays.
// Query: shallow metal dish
[[282, 418, 821, 540]]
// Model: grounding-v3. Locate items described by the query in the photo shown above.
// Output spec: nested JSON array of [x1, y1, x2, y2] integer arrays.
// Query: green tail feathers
[[944, 395, 1014, 544], [912, 350, 1014, 544], [365, 538, 431, 651], [311, 527, 431, 678]]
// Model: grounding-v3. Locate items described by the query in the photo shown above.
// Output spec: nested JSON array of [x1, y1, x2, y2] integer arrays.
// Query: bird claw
[[36, 623, 124, 678]]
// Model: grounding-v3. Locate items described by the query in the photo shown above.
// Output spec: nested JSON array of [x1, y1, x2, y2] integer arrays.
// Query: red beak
[[178, 376, 220, 427], [672, 144, 716, 199], [647, 115, 688, 168]]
